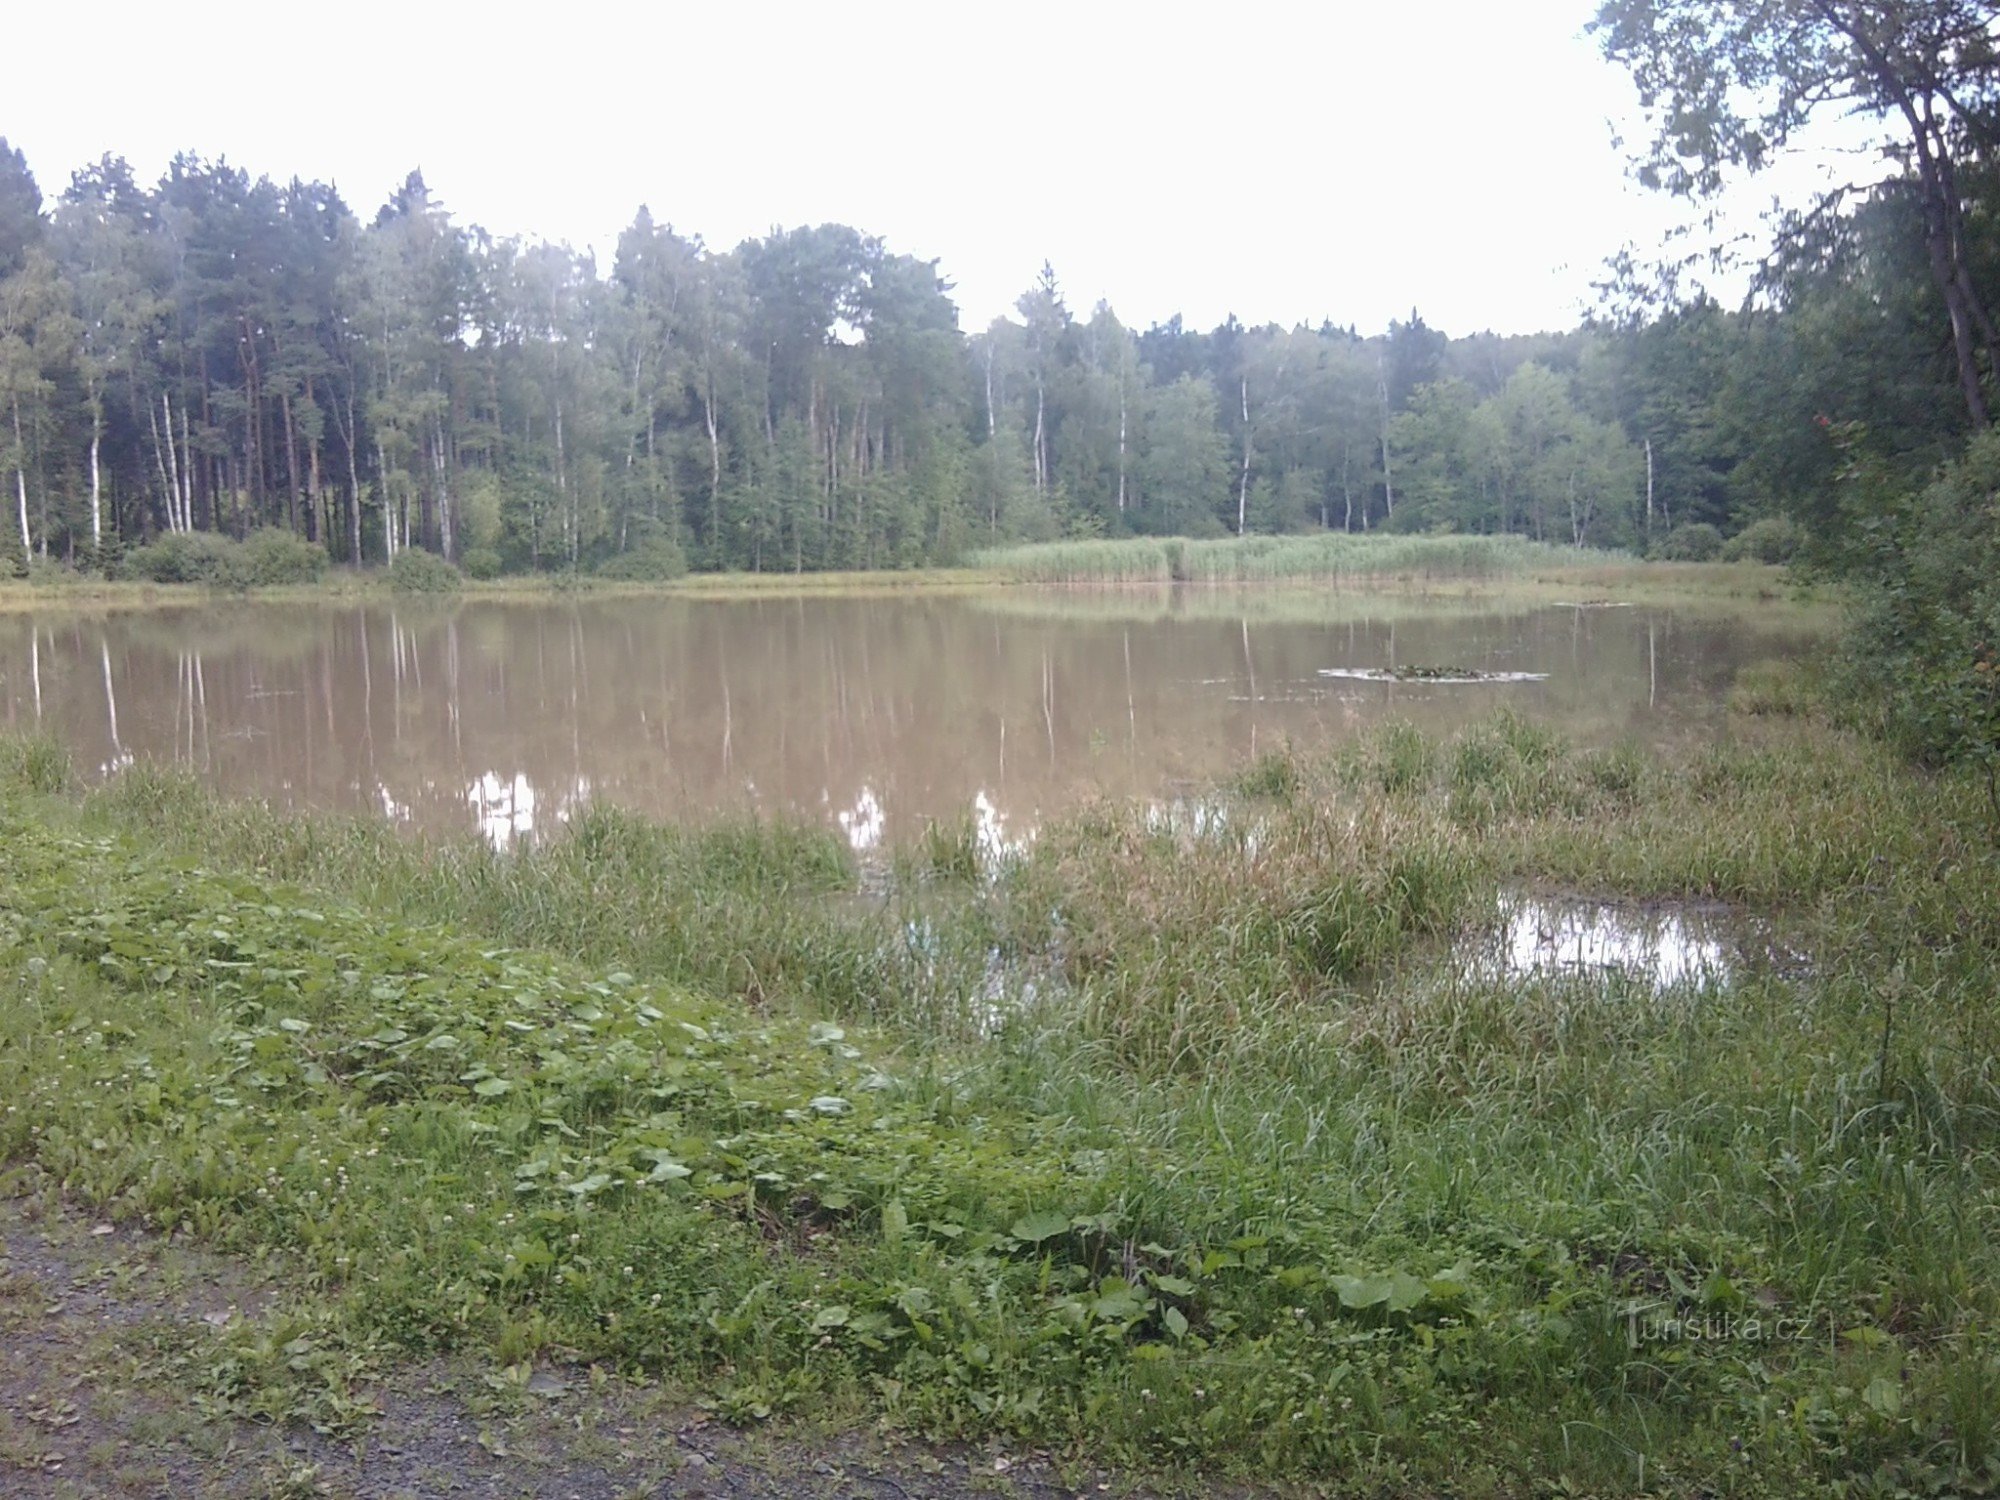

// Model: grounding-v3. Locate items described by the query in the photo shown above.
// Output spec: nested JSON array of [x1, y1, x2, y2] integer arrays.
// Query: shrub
[[74, 539, 123, 577], [119, 531, 252, 589], [239, 528, 329, 585], [1834, 431, 2000, 810], [25, 557, 81, 587], [595, 537, 687, 583], [387, 546, 462, 595], [460, 546, 503, 581], [1652, 522, 1724, 562], [1722, 516, 1803, 564]]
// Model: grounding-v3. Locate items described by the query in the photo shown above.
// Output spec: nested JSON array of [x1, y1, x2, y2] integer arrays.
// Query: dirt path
[[0, 1195, 1163, 1500]]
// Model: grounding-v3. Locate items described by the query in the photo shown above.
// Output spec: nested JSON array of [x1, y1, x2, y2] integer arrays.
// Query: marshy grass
[[4, 712, 1999, 1492], [1727, 655, 1824, 717]]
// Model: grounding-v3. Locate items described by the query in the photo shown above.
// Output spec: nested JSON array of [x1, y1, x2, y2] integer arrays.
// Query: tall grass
[[971, 531, 1618, 584]]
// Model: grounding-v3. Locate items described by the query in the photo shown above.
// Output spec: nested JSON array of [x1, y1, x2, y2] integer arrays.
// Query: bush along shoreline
[[2, 711, 1998, 1493]]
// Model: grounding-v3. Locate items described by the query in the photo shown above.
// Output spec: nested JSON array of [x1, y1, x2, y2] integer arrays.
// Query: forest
[[0, 102, 1978, 579]]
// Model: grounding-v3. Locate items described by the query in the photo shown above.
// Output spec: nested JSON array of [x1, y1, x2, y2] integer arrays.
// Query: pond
[[0, 587, 1815, 849]]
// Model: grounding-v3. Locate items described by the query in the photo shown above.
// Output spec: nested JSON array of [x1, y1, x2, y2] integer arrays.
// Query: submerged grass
[[3, 713, 1999, 1493]]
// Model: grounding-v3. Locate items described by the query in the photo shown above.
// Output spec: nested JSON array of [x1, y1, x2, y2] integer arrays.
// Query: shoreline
[[0, 556, 1813, 615]]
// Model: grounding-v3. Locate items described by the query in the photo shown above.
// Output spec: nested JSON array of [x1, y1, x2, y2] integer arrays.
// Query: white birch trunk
[[148, 400, 173, 527], [14, 464, 29, 570], [432, 422, 454, 561], [1376, 355, 1395, 520], [379, 440, 397, 560], [89, 427, 102, 551], [161, 392, 186, 532], [12, 398, 30, 567], [704, 377, 722, 540], [346, 393, 362, 564], [179, 397, 194, 530], [1032, 382, 1046, 495], [1644, 436, 1655, 539], [1237, 376, 1252, 536], [555, 396, 572, 566], [1117, 378, 1128, 513]]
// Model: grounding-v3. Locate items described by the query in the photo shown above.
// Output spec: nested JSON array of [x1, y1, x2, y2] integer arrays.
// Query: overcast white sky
[[8, 0, 1869, 337]]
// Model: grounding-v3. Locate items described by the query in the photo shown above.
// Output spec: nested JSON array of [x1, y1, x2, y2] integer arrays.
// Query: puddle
[[1144, 797, 1267, 859], [465, 771, 591, 850], [1462, 895, 1803, 989], [1144, 797, 1231, 840], [977, 945, 1056, 1037], [892, 915, 1060, 1037], [973, 790, 1034, 871]]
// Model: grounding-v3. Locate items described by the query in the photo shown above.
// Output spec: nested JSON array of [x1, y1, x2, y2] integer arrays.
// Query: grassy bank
[[1, 540, 1800, 617], [0, 565, 1006, 614], [3, 710, 1998, 1494]]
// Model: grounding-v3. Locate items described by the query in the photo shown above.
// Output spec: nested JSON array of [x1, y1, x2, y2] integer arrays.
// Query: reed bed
[[971, 531, 1615, 585]]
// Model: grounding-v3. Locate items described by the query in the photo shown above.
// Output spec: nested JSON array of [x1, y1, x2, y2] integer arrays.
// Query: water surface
[[0, 588, 1815, 849]]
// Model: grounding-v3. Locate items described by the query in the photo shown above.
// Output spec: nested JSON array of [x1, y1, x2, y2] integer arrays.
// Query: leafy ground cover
[[2, 704, 1998, 1496]]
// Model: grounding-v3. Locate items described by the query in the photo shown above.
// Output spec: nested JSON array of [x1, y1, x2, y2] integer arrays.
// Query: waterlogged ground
[[0, 587, 1814, 850]]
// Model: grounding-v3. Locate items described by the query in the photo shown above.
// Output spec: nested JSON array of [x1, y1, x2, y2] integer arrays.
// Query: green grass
[[3, 715, 1999, 1493]]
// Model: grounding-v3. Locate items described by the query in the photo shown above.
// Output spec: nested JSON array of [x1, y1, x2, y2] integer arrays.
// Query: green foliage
[[387, 547, 462, 596], [1650, 521, 1723, 562], [239, 528, 330, 585], [118, 531, 253, 588], [594, 536, 688, 583], [1834, 433, 2000, 813], [459, 546, 503, 581], [1722, 514, 1803, 564]]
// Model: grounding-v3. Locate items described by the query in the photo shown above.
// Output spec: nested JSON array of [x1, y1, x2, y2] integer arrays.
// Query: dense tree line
[[0, 73, 1991, 578]]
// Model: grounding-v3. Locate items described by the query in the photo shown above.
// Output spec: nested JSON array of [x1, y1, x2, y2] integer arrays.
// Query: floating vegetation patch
[[1319, 665, 1550, 684]]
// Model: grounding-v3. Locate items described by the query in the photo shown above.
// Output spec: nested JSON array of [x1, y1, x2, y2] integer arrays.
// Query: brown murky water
[[0, 589, 1815, 850]]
